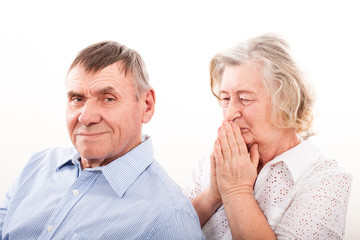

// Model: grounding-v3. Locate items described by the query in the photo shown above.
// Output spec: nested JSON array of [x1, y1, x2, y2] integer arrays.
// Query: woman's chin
[[242, 134, 252, 145]]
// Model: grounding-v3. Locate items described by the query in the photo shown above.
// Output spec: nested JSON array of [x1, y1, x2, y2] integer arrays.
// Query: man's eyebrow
[[67, 87, 116, 97], [94, 86, 116, 95], [67, 91, 84, 98]]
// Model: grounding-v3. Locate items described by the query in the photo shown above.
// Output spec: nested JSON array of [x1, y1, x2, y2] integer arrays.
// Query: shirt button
[[47, 226, 53, 232], [72, 190, 79, 196]]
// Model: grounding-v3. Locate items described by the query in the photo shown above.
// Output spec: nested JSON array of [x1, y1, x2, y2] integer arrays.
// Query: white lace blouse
[[183, 137, 352, 240]]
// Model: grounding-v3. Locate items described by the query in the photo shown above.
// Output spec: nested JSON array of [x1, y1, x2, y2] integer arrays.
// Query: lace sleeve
[[182, 154, 211, 201]]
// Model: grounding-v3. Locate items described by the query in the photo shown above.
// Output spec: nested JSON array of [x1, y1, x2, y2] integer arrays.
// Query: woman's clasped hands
[[209, 121, 260, 204]]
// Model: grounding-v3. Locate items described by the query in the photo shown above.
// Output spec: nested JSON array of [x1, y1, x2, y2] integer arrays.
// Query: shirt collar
[[100, 135, 154, 198], [263, 136, 324, 183], [56, 150, 81, 171], [55, 135, 154, 198]]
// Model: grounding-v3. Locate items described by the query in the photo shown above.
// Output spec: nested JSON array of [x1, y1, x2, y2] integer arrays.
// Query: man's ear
[[142, 89, 156, 124]]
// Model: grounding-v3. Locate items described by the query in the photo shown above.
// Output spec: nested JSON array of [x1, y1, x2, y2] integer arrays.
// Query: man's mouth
[[77, 132, 106, 137]]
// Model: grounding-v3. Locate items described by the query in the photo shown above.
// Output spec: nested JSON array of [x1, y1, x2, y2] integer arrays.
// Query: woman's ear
[[142, 89, 156, 124]]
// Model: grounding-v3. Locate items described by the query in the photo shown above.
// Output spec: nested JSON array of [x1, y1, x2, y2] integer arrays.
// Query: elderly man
[[0, 41, 204, 239]]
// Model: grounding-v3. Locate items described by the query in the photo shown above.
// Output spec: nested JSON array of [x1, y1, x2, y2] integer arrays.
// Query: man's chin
[[76, 148, 104, 161]]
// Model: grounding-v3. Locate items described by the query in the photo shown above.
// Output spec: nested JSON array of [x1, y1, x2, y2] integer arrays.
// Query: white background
[[0, 0, 359, 238]]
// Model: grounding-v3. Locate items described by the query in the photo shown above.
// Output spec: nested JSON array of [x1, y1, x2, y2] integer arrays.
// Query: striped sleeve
[[150, 209, 205, 240], [0, 174, 20, 239]]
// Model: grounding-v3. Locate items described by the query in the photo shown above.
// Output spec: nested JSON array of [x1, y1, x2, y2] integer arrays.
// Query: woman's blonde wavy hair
[[210, 34, 315, 135]]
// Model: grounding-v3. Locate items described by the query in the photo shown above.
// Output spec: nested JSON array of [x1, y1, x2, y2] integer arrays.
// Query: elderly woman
[[183, 34, 352, 239]]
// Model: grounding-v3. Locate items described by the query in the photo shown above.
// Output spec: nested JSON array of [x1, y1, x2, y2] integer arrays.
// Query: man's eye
[[104, 97, 116, 102], [71, 97, 84, 102], [221, 97, 230, 102]]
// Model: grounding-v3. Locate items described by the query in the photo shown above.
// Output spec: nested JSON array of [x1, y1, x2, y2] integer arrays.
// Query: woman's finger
[[249, 143, 260, 170], [218, 126, 231, 161], [224, 121, 240, 160], [231, 122, 248, 155], [213, 139, 224, 168], [210, 151, 216, 177]]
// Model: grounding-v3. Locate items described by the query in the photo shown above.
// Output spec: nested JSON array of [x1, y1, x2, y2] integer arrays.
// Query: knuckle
[[222, 147, 230, 153]]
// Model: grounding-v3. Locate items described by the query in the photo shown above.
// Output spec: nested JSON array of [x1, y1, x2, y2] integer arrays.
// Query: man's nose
[[225, 99, 242, 121], [78, 100, 101, 126]]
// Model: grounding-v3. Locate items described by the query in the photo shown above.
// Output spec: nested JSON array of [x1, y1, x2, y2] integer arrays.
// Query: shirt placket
[[38, 170, 100, 240]]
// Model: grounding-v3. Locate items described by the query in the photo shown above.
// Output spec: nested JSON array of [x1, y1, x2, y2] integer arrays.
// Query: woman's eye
[[221, 97, 230, 102], [220, 97, 230, 107], [241, 98, 251, 105]]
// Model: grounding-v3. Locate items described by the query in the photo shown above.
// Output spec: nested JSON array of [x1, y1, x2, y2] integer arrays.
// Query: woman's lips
[[240, 128, 249, 134]]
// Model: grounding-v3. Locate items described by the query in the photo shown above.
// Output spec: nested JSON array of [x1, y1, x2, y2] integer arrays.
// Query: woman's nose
[[225, 99, 242, 121]]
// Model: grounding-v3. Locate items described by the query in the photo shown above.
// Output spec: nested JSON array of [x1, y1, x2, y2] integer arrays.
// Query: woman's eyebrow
[[219, 90, 254, 95], [219, 90, 229, 95]]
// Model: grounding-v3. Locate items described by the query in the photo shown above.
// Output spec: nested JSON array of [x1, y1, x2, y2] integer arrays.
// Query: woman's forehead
[[220, 64, 266, 93]]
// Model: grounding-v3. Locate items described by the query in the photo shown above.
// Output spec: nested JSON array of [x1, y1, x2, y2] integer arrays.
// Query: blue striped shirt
[[0, 136, 205, 239]]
